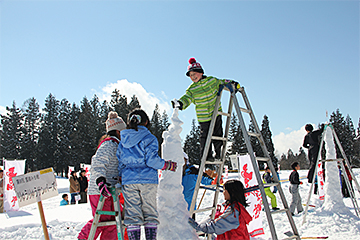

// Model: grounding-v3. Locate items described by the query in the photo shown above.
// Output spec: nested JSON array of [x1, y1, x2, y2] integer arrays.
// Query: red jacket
[[216, 203, 252, 240]]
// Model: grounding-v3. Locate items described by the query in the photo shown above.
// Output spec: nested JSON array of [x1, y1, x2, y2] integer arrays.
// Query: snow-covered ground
[[1, 169, 360, 239]]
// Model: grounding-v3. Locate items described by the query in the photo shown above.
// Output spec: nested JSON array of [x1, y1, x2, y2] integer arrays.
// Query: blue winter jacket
[[182, 165, 213, 210], [117, 126, 165, 185]]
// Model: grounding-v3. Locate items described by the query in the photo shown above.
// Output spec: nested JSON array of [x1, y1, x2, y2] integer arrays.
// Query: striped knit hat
[[186, 57, 204, 76], [106, 111, 126, 133]]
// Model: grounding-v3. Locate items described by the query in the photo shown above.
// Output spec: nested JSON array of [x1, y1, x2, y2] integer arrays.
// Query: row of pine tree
[[0, 90, 170, 175], [1, 89, 359, 173]]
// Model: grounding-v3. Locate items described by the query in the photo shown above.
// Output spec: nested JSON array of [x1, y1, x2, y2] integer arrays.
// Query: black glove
[[231, 80, 241, 92], [171, 99, 183, 110], [96, 176, 111, 198]]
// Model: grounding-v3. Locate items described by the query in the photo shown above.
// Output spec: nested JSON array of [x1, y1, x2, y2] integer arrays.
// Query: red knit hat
[[186, 57, 204, 76]]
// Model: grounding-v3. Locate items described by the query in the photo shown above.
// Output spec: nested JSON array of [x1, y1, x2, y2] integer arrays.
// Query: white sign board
[[12, 168, 58, 208]]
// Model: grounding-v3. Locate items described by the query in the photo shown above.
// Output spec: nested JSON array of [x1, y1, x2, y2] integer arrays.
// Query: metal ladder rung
[[202, 184, 217, 188], [218, 111, 231, 117], [240, 107, 251, 114], [270, 208, 288, 214], [97, 221, 117, 227], [319, 158, 343, 162], [205, 161, 223, 165], [193, 206, 216, 214], [247, 131, 261, 138], [96, 210, 119, 216], [211, 136, 227, 141], [264, 182, 280, 188], [256, 157, 271, 162]]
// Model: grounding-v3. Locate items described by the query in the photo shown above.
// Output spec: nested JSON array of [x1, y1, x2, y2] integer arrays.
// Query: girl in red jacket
[[189, 179, 252, 240]]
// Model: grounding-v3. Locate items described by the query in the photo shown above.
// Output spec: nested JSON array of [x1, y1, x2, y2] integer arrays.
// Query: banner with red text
[[239, 154, 264, 237], [80, 163, 91, 182], [3, 160, 26, 212], [317, 162, 325, 201], [68, 166, 74, 179]]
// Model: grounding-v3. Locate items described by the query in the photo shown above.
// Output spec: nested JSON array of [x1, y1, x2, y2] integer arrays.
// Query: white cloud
[[97, 79, 171, 117], [0, 106, 7, 116], [273, 125, 307, 157]]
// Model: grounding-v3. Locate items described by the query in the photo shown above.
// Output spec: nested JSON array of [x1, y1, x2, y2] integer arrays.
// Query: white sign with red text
[[239, 154, 264, 237], [3, 160, 26, 212]]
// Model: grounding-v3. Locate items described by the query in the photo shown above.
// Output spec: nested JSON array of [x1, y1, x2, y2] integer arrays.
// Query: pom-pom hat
[[106, 111, 126, 133], [186, 57, 204, 76]]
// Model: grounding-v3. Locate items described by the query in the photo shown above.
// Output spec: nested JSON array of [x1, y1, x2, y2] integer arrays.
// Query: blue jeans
[[70, 193, 77, 204]]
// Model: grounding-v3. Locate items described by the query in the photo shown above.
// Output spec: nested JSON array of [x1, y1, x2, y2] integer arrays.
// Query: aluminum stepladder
[[88, 186, 124, 240], [302, 124, 360, 224], [189, 82, 300, 240]]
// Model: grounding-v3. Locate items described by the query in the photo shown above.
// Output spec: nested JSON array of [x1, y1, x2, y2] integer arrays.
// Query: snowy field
[[1, 169, 360, 240]]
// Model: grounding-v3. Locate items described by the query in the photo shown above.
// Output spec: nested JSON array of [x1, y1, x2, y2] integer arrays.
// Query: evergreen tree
[[249, 121, 263, 169], [183, 119, 201, 165], [0, 101, 23, 159], [329, 109, 354, 161], [128, 95, 141, 113], [260, 115, 278, 167], [71, 96, 97, 167], [160, 110, 170, 133], [21, 98, 40, 172], [150, 104, 163, 154], [99, 100, 111, 132], [37, 94, 60, 170], [91, 95, 103, 144], [228, 114, 246, 155], [353, 118, 360, 167], [57, 98, 73, 176], [110, 89, 129, 121], [69, 103, 80, 171]]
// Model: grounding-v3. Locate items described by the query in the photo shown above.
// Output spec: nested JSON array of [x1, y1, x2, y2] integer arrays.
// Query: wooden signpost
[[12, 168, 58, 240]]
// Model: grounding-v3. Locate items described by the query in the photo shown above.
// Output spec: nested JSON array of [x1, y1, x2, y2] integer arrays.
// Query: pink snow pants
[[78, 195, 118, 240]]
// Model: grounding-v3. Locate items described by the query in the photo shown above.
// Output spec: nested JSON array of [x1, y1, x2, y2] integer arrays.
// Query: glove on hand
[[231, 80, 240, 92], [188, 217, 199, 229], [96, 176, 111, 198], [171, 99, 183, 110], [162, 160, 177, 172]]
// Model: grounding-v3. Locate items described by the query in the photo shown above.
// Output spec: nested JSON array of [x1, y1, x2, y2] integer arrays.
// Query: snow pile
[[157, 108, 198, 240], [321, 126, 350, 214]]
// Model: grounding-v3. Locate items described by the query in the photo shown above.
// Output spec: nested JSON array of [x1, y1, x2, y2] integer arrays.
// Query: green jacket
[[179, 76, 228, 123]]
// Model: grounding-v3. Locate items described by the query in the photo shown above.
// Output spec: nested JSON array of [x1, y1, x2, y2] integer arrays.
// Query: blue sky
[[0, 0, 359, 157]]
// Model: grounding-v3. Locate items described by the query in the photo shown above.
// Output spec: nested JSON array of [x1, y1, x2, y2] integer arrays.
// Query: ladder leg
[[88, 195, 106, 240]]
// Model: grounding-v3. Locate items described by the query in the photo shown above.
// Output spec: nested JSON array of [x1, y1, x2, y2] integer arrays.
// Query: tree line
[[0, 89, 170, 176], [1, 90, 359, 174]]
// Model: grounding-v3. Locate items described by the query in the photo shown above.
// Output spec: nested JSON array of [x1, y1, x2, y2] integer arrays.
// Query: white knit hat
[[106, 111, 126, 133]]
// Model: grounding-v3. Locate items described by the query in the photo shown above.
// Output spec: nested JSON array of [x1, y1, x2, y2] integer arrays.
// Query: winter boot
[[144, 223, 157, 240], [127, 225, 141, 240]]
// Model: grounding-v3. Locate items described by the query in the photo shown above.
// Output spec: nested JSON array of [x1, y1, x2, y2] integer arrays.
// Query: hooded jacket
[[195, 202, 252, 240], [117, 126, 165, 185], [179, 76, 229, 123]]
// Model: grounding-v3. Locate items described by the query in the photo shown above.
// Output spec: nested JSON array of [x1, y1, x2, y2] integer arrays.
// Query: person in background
[[78, 169, 88, 204], [263, 166, 279, 211], [0, 168, 3, 213], [172, 57, 240, 161], [182, 152, 214, 218], [303, 124, 324, 183], [289, 162, 303, 216], [60, 194, 69, 206], [117, 109, 177, 240], [188, 180, 252, 240], [69, 171, 80, 204], [78, 111, 128, 240], [340, 163, 353, 198], [272, 167, 280, 193]]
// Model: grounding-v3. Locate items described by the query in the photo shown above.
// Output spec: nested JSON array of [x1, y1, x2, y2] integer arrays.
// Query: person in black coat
[[303, 124, 324, 183], [78, 169, 88, 204]]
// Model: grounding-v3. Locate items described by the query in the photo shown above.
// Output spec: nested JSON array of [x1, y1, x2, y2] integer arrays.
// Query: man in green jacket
[[172, 57, 239, 161]]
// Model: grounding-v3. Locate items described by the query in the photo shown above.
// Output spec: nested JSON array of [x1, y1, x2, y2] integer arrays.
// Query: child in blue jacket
[[116, 109, 177, 240]]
